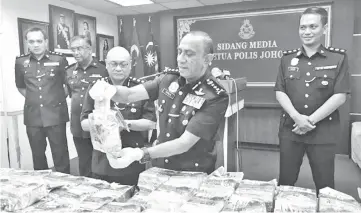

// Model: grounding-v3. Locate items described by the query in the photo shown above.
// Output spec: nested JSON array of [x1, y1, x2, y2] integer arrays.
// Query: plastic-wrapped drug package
[[274, 186, 317, 213], [126, 194, 151, 211], [318, 187, 361, 212], [179, 196, 225, 213], [97, 202, 142, 212], [221, 195, 267, 213], [234, 179, 277, 212], [22, 197, 73, 213], [0, 179, 48, 212], [137, 167, 175, 194], [49, 184, 99, 205], [43, 172, 85, 190], [163, 171, 207, 190]]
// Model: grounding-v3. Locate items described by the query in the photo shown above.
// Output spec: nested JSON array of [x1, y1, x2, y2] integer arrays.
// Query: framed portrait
[[96, 34, 114, 61], [74, 13, 97, 55], [17, 18, 49, 55], [49, 4, 74, 55]]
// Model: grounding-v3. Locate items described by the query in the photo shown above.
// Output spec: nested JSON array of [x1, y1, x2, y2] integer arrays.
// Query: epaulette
[[49, 51, 63, 56], [65, 63, 76, 70], [163, 67, 180, 75], [325, 46, 346, 54], [282, 48, 300, 56], [128, 76, 145, 87], [206, 78, 226, 95], [16, 53, 30, 59]]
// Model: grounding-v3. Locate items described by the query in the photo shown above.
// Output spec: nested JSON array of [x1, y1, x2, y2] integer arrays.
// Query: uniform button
[[136, 143, 139, 146], [282, 114, 285, 117], [37, 70, 40, 72], [84, 71, 87, 74], [329, 117, 332, 120], [162, 100, 165, 104], [192, 111, 195, 115], [195, 163, 199, 167], [80, 95, 83, 98], [39, 95, 42, 99], [304, 105, 308, 108], [37, 62, 40, 65], [40, 104, 43, 107], [306, 83, 309, 87], [80, 104, 82, 107], [172, 104, 176, 108], [179, 91, 183, 96], [38, 78, 41, 81], [165, 159, 169, 163], [82, 87, 85, 90], [166, 133, 170, 137], [324, 75, 327, 78], [308, 62, 312, 65], [168, 119, 171, 123], [39, 87, 42, 90], [306, 72, 310, 76], [305, 94, 309, 98], [290, 75, 293, 78], [182, 120, 188, 125]]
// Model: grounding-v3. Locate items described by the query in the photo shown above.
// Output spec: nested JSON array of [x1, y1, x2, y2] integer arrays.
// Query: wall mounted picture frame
[[96, 34, 114, 61], [49, 4, 74, 55], [17, 18, 49, 55], [74, 13, 97, 55]]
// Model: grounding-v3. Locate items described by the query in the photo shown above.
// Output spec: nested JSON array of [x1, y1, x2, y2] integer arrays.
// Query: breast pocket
[[314, 70, 336, 89], [285, 71, 301, 81], [124, 102, 142, 119], [178, 105, 197, 129]]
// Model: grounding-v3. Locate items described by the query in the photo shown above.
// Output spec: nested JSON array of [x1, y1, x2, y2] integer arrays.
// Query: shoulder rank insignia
[[163, 67, 180, 75], [206, 78, 226, 95], [325, 46, 346, 54], [16, 53, 30, 59], [128, 76, 145, 87], [282, 48, 300, 56]]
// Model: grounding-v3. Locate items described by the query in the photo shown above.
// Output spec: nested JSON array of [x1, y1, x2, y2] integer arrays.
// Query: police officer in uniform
[[91, 31, 229, 174], [15, 27, 70, 173], [65, 35, 108, 177], [275, 7, 350, 194], [80, 47, 156, 185]]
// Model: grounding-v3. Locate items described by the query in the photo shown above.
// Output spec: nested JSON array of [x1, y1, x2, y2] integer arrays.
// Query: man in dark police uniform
[[65, 35, 108, 177], [80, 47, 156, 185], [275, 7, 350, 194], [90, 31, 229, 174], [15, 27, 70, 173]]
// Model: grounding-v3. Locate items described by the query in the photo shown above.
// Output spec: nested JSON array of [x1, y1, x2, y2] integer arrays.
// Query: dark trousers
[[279, 139, 336, 194], [92, 172, 141, 186], [73, 137, 93, 177], [26, 123, 70, 174]]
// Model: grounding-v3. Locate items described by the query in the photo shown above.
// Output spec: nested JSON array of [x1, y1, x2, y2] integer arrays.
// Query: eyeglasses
[[70, 46, 90, 53], [108, 61, 130, 69]]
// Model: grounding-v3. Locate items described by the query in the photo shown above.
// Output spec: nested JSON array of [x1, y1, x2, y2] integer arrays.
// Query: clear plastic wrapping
[[318, 187, 361, 212]]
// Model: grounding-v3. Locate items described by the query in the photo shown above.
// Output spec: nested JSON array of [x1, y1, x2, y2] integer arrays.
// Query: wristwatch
[[139, 147, 151, 164]]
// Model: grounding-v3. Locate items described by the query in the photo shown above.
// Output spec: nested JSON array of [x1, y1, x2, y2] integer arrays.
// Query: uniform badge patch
[[44, 62, 60, 66], [315, 65, 338, 71], [183, 94, 205, 109], [168, 82, 179, 93], [162, 88, 175, 99], [23, 59, 30, 67], [321, 81, 329, 86], [288, 67, 299, 72], [290, 58, 299, 66], [73, 70, 78, 76]]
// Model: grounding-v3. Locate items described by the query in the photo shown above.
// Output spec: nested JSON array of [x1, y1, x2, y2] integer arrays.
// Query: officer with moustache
[[275, 7, 350, 194], [15, 27, 70, 173], [65, 35, 108, 177], [90, 31, 229, 174], [80, 47, 156, 185]]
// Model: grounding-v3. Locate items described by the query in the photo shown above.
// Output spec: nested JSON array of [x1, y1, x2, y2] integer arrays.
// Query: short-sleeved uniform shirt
[[65, 59, 108, 138], [143, 69, 229, 173], [274, 45, 350, 144], [15, 51, 69, 127], [80, 77, 156, 177]]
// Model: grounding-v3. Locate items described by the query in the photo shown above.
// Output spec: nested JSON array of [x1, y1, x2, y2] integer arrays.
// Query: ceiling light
[[107, 0, 154, 6]]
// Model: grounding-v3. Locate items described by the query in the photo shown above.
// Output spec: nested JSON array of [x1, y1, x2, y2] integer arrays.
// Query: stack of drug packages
[[274, 186, 317, 213], [318, 187, 361, 212], [0, 168, 136, 213]]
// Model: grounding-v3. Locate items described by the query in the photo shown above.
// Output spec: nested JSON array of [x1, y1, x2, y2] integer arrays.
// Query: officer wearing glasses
[[80, 46, 156, 185], [65, 35, 108, 177]]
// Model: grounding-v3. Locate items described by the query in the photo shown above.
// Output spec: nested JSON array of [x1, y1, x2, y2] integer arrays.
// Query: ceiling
[[60, 0, 256, 15]]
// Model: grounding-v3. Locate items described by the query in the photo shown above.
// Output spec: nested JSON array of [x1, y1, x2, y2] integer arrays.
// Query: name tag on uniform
[[90, 74, 102, 78], [81, 79, 89, 84], [162, 88, 175, 99], [182, 94, 205, 109], [315, 65, 337, 71], [44, 62, 59, 67], [288, 67, 299, 72]]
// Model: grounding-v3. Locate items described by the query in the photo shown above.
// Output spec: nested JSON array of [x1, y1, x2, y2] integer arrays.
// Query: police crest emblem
[[23, 59, 30, 67], [238, 19, 255, 40]]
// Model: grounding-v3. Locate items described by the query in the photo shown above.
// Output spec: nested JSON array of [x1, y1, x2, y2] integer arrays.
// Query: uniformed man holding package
[[274, 7, 350, 194], [65, 35, 108, 177], [15, 27, 70, 173], [80, 47, 156, 185], [90, 31, 229, 174]]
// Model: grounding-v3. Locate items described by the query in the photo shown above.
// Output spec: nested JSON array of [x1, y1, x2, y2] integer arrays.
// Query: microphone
[[211, 67, 223, 79], [223, 70, 230, 79]]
